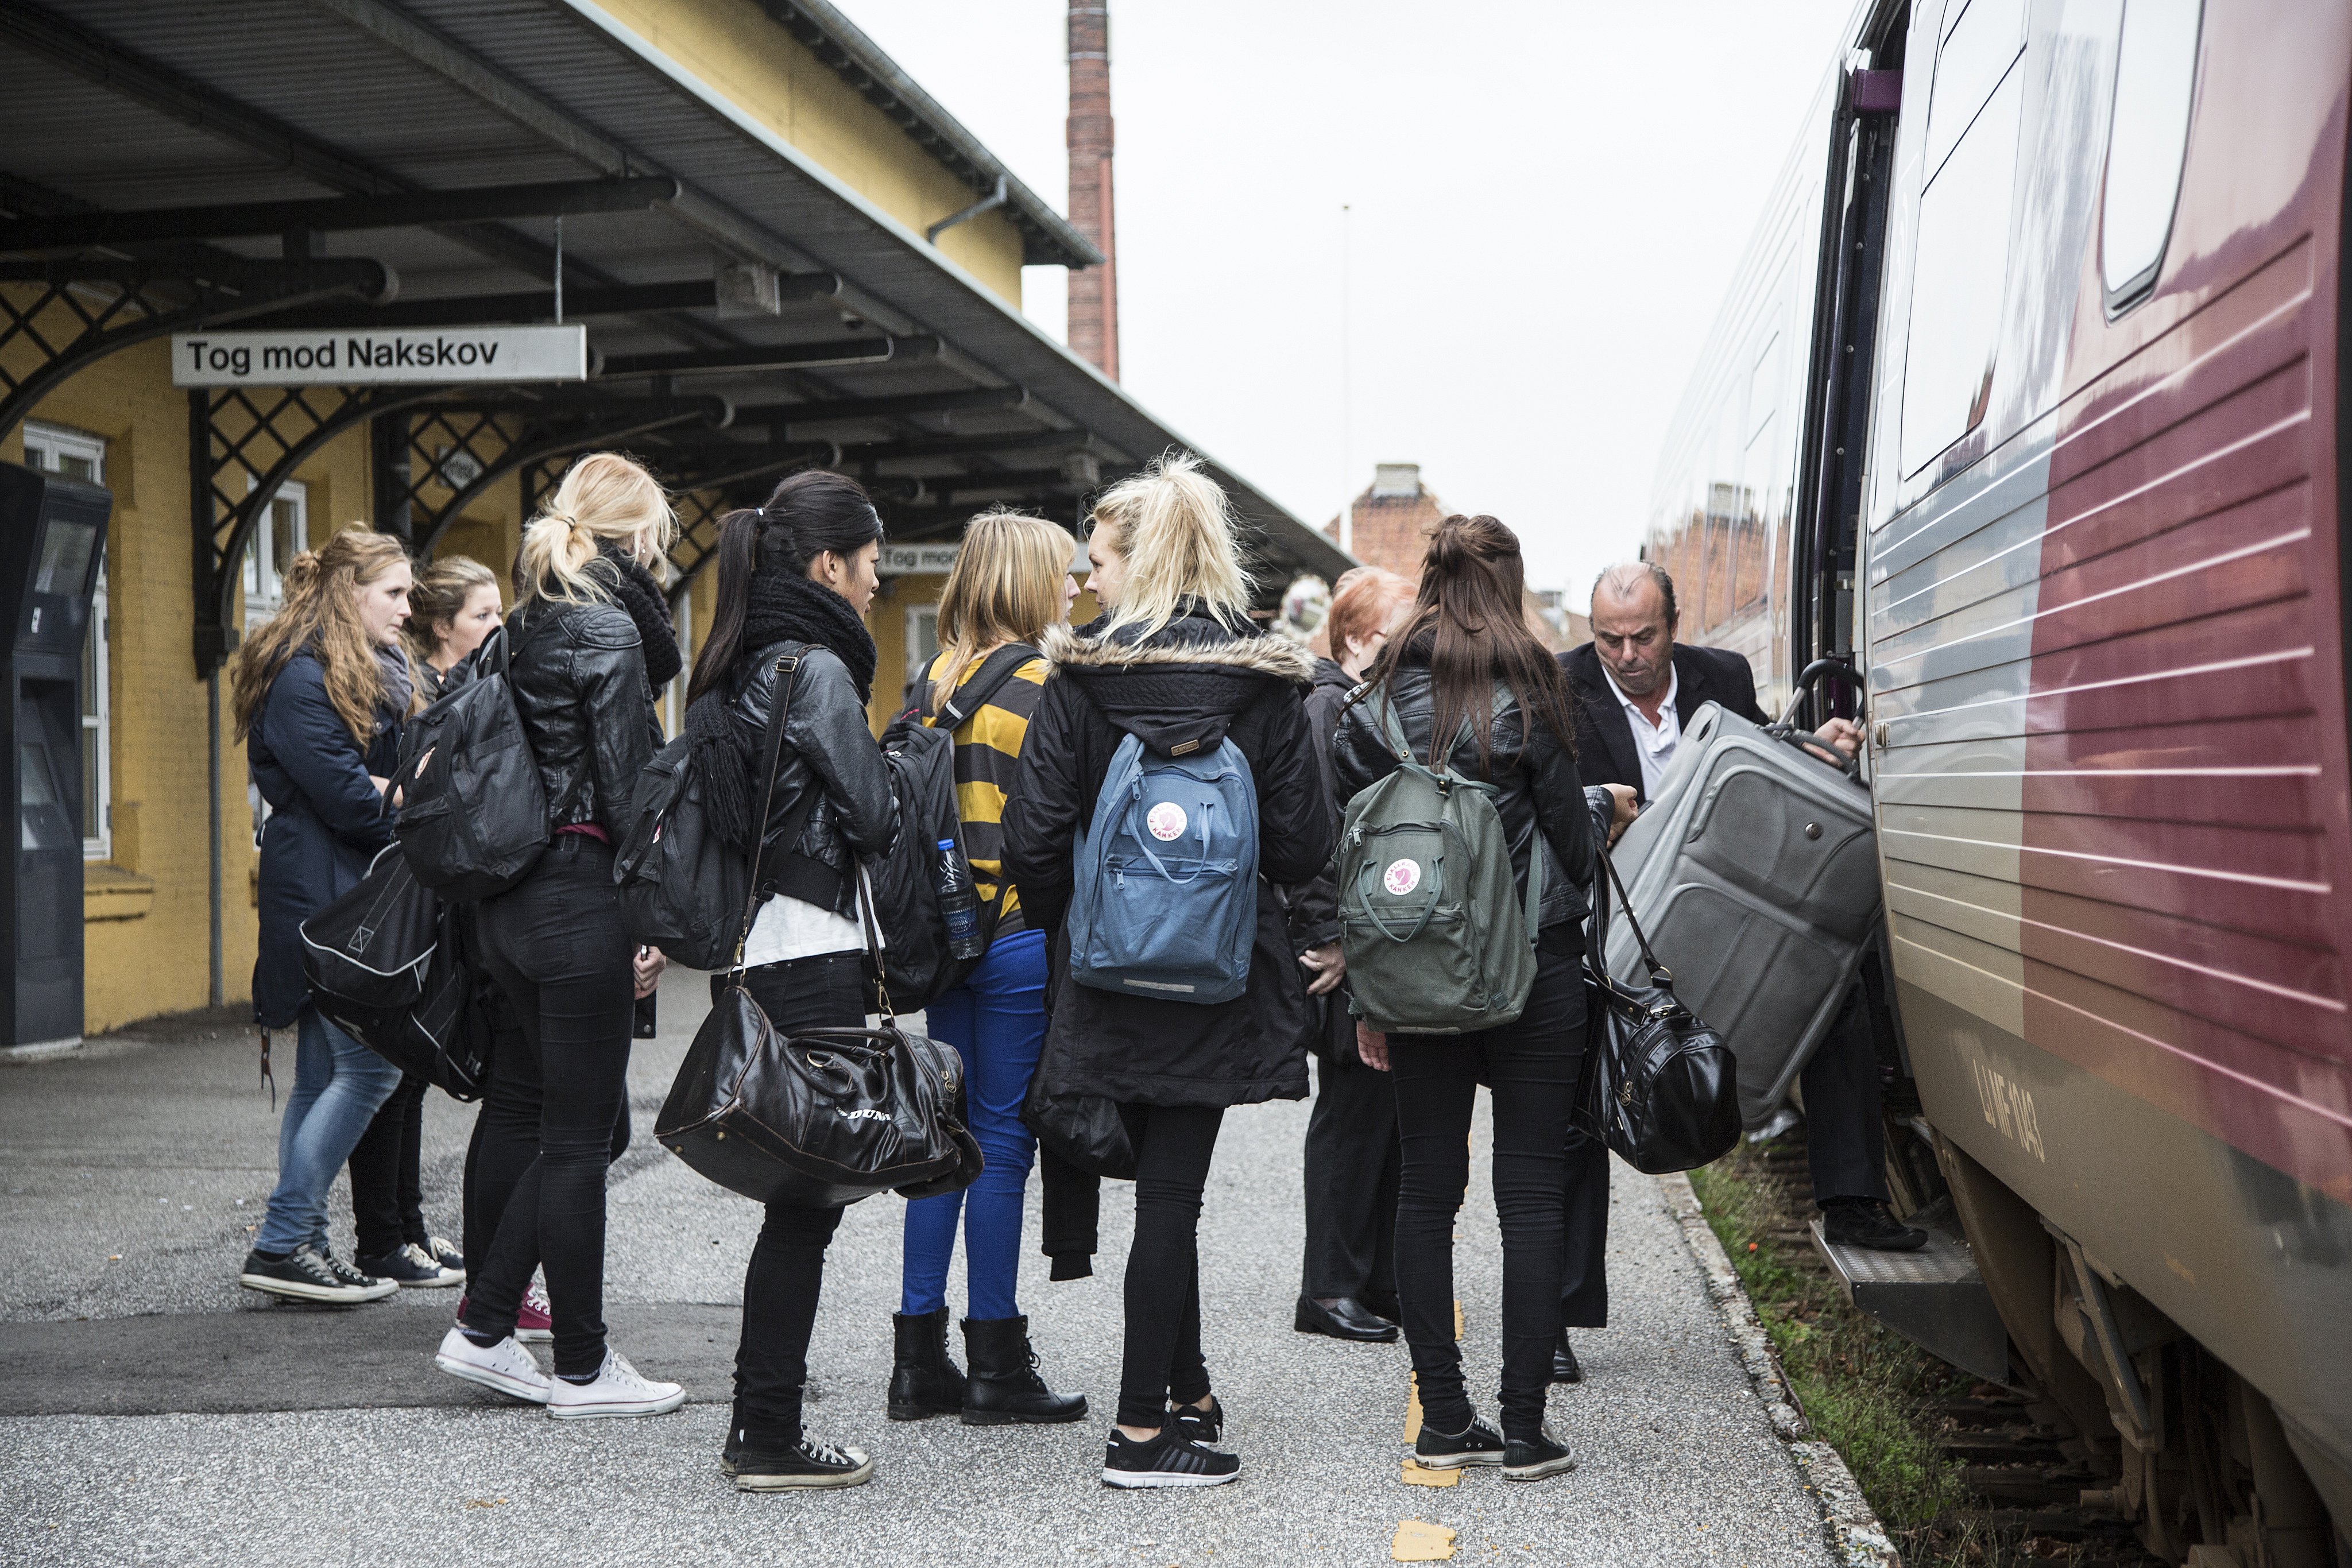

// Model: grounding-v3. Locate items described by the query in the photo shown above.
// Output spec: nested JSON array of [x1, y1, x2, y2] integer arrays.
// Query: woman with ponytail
[[232, 524, 417, 1306], [1331, 514, 1597, 1482], [433, 454, 687, 1419], [679, 467, 898, 1492]]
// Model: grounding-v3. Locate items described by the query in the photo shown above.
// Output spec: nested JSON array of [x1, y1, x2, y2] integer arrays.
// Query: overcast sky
[[842, 0, 1860, 609]]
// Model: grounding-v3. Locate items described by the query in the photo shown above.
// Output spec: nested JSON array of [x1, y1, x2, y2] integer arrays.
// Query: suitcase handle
[[1769, 657, 1864, 780]]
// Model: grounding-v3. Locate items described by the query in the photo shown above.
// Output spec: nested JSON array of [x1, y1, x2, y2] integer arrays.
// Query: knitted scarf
[[598, 543, 683, 689], [683, 570, 877, 853]]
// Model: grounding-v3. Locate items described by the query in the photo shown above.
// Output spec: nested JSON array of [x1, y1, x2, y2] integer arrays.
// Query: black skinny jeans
[[729, 947, 864, 1447], [459, 988, 627, 1283], [1115, 1101, 1224, 1430], [1390, 932, 1587, 1442], [463, 837, 636, 1377], [349, 1073, 428, 1258]]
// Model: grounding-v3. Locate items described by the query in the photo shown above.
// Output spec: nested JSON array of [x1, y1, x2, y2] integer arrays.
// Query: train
[[1647, 0, 2352, 1561]]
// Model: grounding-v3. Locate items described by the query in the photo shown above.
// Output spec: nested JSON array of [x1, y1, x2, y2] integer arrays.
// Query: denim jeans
[[255, 1008, 403, 1255], [901, 928, 1047, 1320]]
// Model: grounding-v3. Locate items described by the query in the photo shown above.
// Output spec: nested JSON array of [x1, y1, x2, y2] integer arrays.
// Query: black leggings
[[349, 1073, 428, 1258], [459, 989, 626, 1283], [463, 837, 635, 1377], [1389, 935, 1587, 1441], [1115, 1102, 1224, 1429], [729, 948, 864, 1447]]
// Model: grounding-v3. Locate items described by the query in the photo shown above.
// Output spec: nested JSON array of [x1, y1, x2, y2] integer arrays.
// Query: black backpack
[[301, 846, 492, 1100], [868, 644, 1038, 1009], [396, 623, 548, 901], [614, 651, 815, 970]]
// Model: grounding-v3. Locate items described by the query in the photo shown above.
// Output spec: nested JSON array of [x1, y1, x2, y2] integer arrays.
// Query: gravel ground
[[0, 968, 1833, 1567]]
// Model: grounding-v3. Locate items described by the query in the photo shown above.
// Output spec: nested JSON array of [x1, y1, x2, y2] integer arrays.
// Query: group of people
[[226, 444, 1919, 1495]]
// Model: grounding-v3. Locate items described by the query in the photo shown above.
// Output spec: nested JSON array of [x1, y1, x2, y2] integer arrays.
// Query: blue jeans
[[256, 1008, 403, 1255], [901, 928, 1047, 1320]]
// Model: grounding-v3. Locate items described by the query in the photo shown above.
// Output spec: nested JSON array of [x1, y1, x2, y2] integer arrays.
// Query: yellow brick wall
[[588, 0, 1028, 307]]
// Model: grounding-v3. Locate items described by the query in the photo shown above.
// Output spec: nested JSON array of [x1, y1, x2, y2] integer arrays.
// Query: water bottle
[[935, 838, 983, 959]]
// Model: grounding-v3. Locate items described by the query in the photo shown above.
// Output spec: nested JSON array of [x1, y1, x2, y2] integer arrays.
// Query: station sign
[[877, 544, 960, 576], [170, 324, 587, 387]]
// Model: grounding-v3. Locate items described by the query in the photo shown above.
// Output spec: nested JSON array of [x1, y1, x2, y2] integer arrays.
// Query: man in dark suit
[[1548, 564, 1920, 1380]]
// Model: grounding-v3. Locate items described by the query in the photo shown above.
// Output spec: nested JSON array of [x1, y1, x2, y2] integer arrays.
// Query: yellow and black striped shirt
[[923, 651, 1048, 938]]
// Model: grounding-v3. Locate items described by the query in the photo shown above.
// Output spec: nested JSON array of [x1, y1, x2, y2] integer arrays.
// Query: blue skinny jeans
[[900, 928, 1047, 1320], [256, 1008, 403, 1255]]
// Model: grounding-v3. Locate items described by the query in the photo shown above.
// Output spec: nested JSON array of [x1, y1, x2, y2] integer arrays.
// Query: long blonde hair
[[514, 452, 678, 609], [1089, 450, 1251, 641], [403, 553, 500, 666], [231, 523, 413, 748], [931, 510, 1077, 707]]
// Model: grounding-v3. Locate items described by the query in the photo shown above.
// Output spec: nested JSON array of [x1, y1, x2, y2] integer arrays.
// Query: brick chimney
[[1066, 2, 1118, 379]]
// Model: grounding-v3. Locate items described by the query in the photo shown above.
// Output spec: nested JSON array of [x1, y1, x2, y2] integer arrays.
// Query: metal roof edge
[[756, 0, 1102, 270]]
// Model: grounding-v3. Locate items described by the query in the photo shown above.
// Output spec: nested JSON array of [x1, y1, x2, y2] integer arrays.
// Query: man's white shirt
[[1599, 661, 1679, 800]]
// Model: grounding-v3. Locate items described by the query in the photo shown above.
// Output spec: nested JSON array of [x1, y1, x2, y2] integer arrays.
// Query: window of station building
[[663, 579, 693, 737], [241, 478, 308, 629], [2100, 0, 2200, 311], [906, 602, 939, 684], [21, 422, 110, 860], [1900, 0, 2029, 478]]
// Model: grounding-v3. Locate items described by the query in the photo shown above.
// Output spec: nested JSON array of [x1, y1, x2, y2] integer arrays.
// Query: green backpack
[[1337, 685, 1544, 1035]]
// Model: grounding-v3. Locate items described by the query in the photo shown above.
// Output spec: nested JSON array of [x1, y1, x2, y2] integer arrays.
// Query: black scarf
[[599, 543, 683, 688], [682, 569, 877, 854]]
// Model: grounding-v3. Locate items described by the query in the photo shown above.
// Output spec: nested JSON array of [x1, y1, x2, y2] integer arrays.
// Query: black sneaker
[[1820, 1199, 1928, 1252], [730, 1433, 874, 1492], [1101, 1427, 1241, 1489], [1414, 1414, 1506, 1469], [1502, 1427, 1576, 1482], [357, 1242, 465, 1288], [1171, 1393, 1224, 1444], [317, 1247, 391, 1292], [424, 1235, 467, 1274], [238, 1244, 395, 1305]]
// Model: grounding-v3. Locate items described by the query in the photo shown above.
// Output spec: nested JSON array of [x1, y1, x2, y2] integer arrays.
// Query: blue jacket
[[249, 649, 401, 1028]]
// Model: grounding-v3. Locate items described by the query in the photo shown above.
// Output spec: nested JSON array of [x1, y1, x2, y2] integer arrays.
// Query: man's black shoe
[[1171, 1393, 1224, 1444], [1100, 1426, 1240, 1489], [1503, 1427, 1577, 1482], [1821, 1199, 1928, 1252], [1413, 1415, 1505, 1469], [1293, 1294, 1399, 1343], [1550, 1330, 1584, 1385], [730, 1432, 874, 1492]]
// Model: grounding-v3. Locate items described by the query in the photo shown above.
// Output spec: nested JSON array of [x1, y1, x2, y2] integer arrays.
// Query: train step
[[1809, 1198, 2011, 1384]]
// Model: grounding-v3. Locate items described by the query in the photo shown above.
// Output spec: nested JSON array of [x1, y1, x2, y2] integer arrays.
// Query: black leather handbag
[[301, 845, 492, 1101], [654, 655, 982, 1208], [1574, 848, 1742, 1175]]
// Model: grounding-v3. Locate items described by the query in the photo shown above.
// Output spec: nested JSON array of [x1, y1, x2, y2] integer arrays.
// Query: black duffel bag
[[301, 846, 492, 1101], [1573, 849, 1741, 1175], [652, 664, 980, 1208], [395, 623, 548, 902]]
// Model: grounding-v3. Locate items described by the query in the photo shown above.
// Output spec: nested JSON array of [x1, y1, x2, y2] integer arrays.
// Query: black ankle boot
[[887, 1307, 964, 1421], [959, 1315, 1088, 1426]]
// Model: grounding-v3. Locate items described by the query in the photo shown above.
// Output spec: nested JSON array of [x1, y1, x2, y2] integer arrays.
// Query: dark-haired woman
[[1332, 514, 1596, 1482], [682, 468, 898, 1492]]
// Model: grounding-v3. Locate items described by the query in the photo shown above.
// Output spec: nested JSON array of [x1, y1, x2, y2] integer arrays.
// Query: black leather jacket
[[506, 589, 661, 841], [1331, 662, 1594, 931], [733, 640, 897, 916]]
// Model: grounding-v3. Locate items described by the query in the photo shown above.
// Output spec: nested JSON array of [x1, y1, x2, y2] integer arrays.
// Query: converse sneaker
[[545, 1348, 686, 1419], [1414, 1414, 1506, 1469], [1100, 1426, 1241, 1489], [1502, 1426, 1576, 1482], [239, 1244, 396, 1305], [731, 1434, 875, 1492], [424, 1236, 466, 1275], [359, 1242, 465, 1289], [433, 1326, 550, 1403], [517, 1281, 554, 1343], [318, 1247, 392, 1294]]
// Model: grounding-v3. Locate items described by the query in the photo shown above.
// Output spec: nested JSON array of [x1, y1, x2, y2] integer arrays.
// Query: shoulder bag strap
[[727, 652, 803, 975], [932, 643, 1040, 731], [853, 862, 898, 1024], [1597, 846, 1672, 989]]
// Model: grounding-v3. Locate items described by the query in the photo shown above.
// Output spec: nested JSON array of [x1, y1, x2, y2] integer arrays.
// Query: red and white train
[[1651, 1, 2352, 1559]]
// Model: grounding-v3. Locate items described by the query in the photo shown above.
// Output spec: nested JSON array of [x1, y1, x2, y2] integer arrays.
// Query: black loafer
[[1821, 1199, 1928, 1252], [1293, 1295, 1400, 1343], [1550, 1330, 1583, 1385]]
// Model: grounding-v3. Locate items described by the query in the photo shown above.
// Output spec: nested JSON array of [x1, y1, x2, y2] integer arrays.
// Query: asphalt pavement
[[0, 966, 1837, 1567]]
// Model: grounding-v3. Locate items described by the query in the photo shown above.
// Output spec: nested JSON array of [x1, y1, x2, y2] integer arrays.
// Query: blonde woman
[[403, 554, 502, 701], [1001, 452, 1333, 1488], [231, 524, 417, 1306], [889, 512, 1088, 1430], [434, 453, 686, 1419]]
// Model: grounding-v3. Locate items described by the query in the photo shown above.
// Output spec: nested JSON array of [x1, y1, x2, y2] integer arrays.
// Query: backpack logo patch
[[1384, 858, 1422, 897], [1146, 802, 1188, 842]]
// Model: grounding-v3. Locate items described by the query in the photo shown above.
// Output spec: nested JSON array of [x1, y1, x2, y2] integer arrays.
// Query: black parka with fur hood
[[1003, 607, 1334, 1107]]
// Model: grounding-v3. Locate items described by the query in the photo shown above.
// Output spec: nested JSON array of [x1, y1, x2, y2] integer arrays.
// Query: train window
[[1901, 51, 2026, 477], [2100, 0, 2200, 310], [1924, 0, 2026, 183]]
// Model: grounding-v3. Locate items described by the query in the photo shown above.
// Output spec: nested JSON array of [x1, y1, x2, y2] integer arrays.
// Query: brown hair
[[1324, 566, 1415, 668], [231, 523, 413, 748], [1369, 515, 1577, 769], [403, 553, 500, 665]]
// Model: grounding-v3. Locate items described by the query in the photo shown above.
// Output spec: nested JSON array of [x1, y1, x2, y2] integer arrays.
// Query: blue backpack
[[1067, 732, 1259, 1004]]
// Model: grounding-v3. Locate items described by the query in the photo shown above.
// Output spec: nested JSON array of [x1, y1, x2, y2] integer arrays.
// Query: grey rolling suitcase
[[1601, 701, 1879, 1130]]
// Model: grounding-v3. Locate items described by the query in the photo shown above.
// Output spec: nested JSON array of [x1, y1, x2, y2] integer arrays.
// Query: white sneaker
[[546, 1348, 686, 1420], [434, 1325, 551, 1404]]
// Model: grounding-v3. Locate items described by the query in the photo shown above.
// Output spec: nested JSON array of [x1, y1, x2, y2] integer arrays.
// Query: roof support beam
[[731, 384, 1030, 429], [597, 336, 938, 378], [0, 177, 679, 251], [239, 273, 837, 331]]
